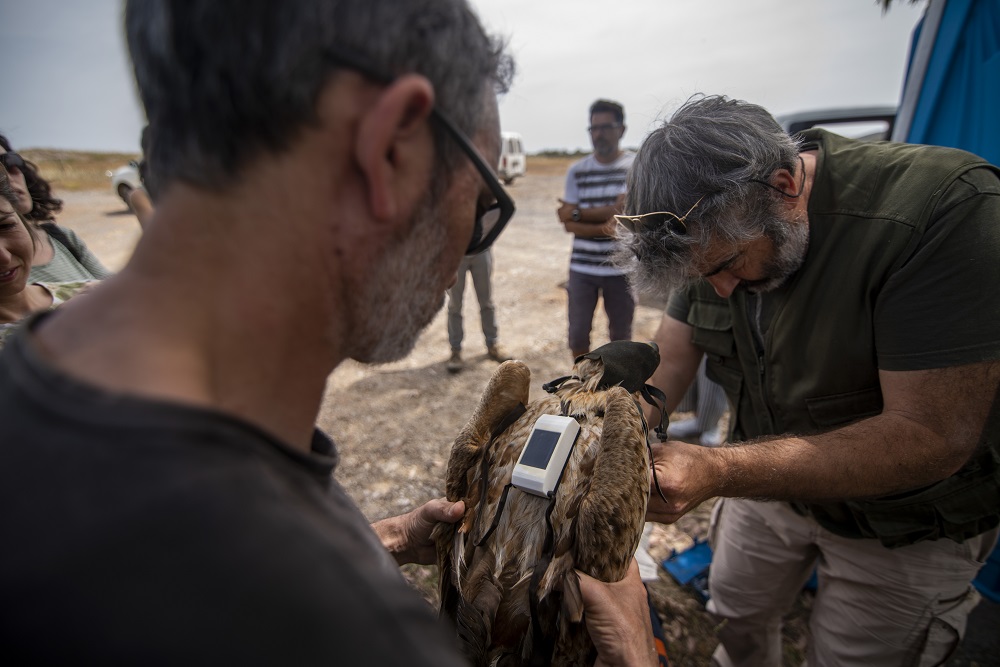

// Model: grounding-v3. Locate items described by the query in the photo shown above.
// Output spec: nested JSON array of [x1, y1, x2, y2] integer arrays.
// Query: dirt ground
[[57, 157, 806, 666]]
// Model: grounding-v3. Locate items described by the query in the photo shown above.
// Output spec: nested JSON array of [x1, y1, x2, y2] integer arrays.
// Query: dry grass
[[22, 150, 563, 193], [21, 148, 139, 193], [526, 154, 587, 176]]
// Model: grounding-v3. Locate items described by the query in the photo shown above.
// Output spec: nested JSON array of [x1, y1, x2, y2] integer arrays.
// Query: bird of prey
[[434, 340, 664, 667]]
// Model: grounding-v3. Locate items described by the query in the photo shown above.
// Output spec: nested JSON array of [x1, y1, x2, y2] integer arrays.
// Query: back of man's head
[[589, 99, 625, 125], [125, 0, 512, 193]]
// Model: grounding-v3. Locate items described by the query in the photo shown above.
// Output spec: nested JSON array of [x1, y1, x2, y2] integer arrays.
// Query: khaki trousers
[[706, 498, 997, 667]]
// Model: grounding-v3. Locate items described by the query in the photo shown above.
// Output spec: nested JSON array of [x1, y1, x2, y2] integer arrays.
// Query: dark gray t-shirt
[[0, 318, 465, 666]]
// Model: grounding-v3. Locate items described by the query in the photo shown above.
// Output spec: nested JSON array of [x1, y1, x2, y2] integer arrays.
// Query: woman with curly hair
[[0, 167, 91, 350], [1, 132, 112, 282]]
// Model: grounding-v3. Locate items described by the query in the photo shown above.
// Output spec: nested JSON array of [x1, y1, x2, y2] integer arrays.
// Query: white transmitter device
[[511, 414, 581, 498]]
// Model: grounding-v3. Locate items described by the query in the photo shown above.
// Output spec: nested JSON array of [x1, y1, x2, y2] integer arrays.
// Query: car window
[[811, 120, 892, 141]]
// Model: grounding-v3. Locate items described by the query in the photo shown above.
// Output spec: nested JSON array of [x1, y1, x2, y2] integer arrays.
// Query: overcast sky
[[0, 0, 926, 154]]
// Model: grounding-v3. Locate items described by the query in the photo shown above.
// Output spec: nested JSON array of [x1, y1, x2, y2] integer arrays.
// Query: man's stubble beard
[[349, 192, 453, 364]]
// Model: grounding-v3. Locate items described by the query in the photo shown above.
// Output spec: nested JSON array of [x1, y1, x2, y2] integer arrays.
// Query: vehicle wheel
[[117, 183, 134, 211]]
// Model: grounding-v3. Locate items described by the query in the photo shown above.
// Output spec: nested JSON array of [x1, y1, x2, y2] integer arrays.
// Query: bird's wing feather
[[573, 386, 650, 580]]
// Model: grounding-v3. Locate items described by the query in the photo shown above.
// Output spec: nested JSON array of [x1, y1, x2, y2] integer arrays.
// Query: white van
[[498, 132, 526, 185]]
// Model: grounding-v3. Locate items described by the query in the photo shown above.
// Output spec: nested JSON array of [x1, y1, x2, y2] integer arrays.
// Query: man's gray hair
[[614, 95, 801, 298], [125, 0, 513, 190]]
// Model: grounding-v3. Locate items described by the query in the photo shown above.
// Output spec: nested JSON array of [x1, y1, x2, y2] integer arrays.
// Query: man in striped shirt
[[557, 99, 636, 358]]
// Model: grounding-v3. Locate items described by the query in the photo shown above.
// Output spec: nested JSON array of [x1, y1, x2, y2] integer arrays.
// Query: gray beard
[[349, 195, 450, 364], [746, 215, 810, 294]]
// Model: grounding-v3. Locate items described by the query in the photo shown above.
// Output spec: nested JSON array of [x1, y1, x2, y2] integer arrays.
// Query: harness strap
[[641, 383, 669, 441], [474, 483, 512, 547], [471, 403, 526, 547], [527, 490, 559, 666], [637, 385, 672, 505], [542, 375, 580, 394]]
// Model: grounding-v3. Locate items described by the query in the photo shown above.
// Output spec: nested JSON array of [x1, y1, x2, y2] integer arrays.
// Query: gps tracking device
[[511, 414, 581, 497]]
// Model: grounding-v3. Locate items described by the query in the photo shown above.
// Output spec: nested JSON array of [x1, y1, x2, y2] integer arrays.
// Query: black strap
[[474, 483, 512, 547], [640, 383, 669, 441], [472, 403, 526, 547], [40, 223, 86, 265], [527, 495, 559, 667], [542, 375, 579, 394], [492, 403, 527, 441], [636, 385, 671, 506]]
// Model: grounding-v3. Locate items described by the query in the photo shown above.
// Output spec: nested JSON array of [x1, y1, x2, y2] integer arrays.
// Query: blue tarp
[[900, 0, 1000, 165], [898, 0, 1000, 602]]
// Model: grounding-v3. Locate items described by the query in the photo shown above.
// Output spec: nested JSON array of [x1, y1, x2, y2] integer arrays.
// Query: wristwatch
[[571, 207, 582, 222]]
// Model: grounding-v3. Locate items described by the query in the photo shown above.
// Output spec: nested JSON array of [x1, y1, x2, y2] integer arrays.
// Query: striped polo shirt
[[563, 151, 634, 277]]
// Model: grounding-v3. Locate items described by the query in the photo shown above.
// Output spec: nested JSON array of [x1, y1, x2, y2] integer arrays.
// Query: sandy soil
[[56, 162, 807, 665]]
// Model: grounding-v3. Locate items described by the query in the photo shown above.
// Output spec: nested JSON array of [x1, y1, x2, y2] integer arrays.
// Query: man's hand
[[646, 441, 721, 524], [372, 498, 465, 566], [557, 198, 577, 223], [577, 560, 659, 667]]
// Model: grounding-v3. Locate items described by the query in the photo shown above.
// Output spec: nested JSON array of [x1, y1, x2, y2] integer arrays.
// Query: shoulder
[[568, 154, 597, 173], [41, 223, 84, 247], [810, 132, 998, 226]]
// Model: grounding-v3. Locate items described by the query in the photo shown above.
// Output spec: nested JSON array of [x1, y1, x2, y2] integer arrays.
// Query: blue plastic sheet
[[903, 0, 1000, 165]]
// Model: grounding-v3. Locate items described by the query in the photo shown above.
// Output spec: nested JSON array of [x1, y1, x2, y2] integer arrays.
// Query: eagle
[[434, 340, 665, 666]]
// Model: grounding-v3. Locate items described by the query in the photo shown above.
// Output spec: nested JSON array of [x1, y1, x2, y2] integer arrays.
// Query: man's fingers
[[420, 498, 465, 524]]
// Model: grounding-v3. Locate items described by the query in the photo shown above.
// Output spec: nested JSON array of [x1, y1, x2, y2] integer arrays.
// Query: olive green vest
[[686, 129, 1000, 548]]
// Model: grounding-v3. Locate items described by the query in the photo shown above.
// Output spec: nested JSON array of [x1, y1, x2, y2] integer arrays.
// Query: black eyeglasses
[[588, 123, 622, 134], [322, 47, 514, 256], [0, 151, 26, 173]]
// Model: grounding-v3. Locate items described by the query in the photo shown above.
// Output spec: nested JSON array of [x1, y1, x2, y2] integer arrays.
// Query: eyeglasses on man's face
[[322, 47, 514, 256], [0, 151, 27, 173], [587, 123, 622, 135], [430, 111, 515, 256]]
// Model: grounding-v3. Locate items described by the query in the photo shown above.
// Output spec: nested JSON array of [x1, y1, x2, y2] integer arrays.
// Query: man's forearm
[[564, 220, 614, 238], [714, 412, 971, 502], [557, 203, 619, 224], [649, 360, 999, 524]]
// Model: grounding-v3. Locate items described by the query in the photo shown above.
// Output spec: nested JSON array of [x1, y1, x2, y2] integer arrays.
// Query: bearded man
[[618, 95, 1000, 666], [0, 1, 656, 664]]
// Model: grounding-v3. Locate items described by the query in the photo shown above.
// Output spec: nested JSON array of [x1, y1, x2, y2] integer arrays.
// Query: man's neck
[[32, 185, 346, 452], [593, 148, 623, 165]]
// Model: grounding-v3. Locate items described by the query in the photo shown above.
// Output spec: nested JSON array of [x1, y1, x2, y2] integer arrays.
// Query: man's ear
[[771, 168, 799, 206], [354, 75, 435, 222]]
